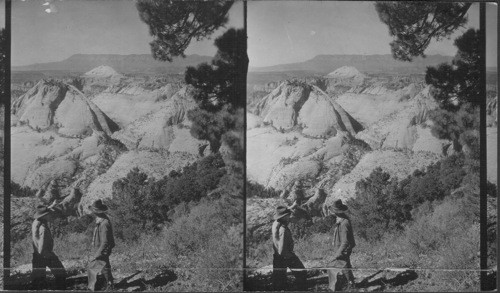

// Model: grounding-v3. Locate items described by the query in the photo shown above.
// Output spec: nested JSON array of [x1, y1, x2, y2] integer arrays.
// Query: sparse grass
[[106, 199, 243, 292], [294, 233, 332, 263], [34, 156, 55, 166], [37, 136, 55, 146], [246, 238, 273, 269], [279, 156, 299, 166], [281, 136, 298, 147], [11, 237, 32, 267], [53, 232, 93, 263]]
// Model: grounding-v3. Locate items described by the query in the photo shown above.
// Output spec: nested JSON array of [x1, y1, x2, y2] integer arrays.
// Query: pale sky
[[486, 2, 497, 68], [12, 0, 243, 66], [0, 0, 4, 28], [248, 2, 495, 68], [7, 1, 498, 68]]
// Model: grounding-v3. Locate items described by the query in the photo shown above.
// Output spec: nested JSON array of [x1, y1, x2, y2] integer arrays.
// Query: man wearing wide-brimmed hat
[[271, 205, 307, 291], [31, 203, 67, 290], [327, 199, 356, 291], [87, 199, 115, 291]]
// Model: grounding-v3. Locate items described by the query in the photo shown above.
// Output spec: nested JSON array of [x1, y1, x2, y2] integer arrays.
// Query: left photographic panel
[[6, 0, 245, 291]]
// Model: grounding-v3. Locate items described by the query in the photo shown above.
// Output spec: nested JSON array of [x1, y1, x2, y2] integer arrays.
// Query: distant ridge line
[[12, 53, 213, 74], [250, 54, 455, 75]]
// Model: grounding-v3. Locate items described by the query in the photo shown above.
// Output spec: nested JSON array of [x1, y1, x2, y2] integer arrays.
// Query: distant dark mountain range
[[12, 54, 213, 75], [250, 54, 455, 75]]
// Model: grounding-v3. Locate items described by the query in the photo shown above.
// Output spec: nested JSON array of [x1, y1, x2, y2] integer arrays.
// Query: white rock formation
[[111, 86, 207, 155], [254, 81, 363, 138], [92, 83, 181, 127], [12, 80, 118, 137], [84, 65, 122, 78], [255, 82, 309, 130], [348, 85, 448, 154], [298, 86, 363, 137], [326, 66, 365, 82]]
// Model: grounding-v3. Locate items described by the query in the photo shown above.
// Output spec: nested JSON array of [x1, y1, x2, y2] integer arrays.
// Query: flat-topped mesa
[[12, 79, 119, 137], [254, 80, 363, 138]]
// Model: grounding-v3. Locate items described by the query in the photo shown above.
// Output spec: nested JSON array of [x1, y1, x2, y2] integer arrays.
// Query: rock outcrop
[[91, 83, 182, 127], [298, 86, 363, 137], [11, 78, 209, 218], [254, 82, 310, 130], [12, 80, 119, 137], [326, 66, 365, 83], [111, 86, 206, 155], [248, 76, 445, 219], [254, 81, 363, 137], [248, 81, 365, 190], [84, 65, 123, 78], [336, 85, 448, 154]]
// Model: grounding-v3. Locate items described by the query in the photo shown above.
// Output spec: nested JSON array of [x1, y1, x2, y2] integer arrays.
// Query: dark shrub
[[347, 167, 404, 241], [246, 181, 280, 199], [309, 215, 336, 234], [11, 181, 37, 198], [108, 154, 226, 241]]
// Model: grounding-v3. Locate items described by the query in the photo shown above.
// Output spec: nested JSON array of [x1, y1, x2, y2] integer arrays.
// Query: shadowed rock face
[[12, 80, 119, 137], [12, 80, 67, 129], [255, 81, 363, 138], [298, 86, 363, 137], [255, 82, 310, 131]]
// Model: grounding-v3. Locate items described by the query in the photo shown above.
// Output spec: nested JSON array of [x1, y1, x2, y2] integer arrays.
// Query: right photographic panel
[[246, 1, 495, 291]]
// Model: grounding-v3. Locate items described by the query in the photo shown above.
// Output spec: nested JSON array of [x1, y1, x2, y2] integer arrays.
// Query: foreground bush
[[347, 154, 467, 242], [108, 153, 226, 241], [132, 195, 243, 291], [347, 167, 406, 241]]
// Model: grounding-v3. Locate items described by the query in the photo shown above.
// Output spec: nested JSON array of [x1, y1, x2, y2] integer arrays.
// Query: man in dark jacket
[[328, 199, 356, 291], [272, 205, 307, 291], [31, 203, 67, 290], [88, 200, 115, 291]]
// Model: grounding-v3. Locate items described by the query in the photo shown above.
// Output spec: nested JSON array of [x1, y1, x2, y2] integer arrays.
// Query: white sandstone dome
[[84, 65, 122, 78], [326, 66, 365, 81], [254, 81, 363, 138], [12, 80, 119, 137]]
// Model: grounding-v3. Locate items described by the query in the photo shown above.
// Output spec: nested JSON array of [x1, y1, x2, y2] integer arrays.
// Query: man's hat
[[34, 204, 52, 219], [274, 205, 292, 220], [330, 199, 348, 214], [89, 199, 108, 214]]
